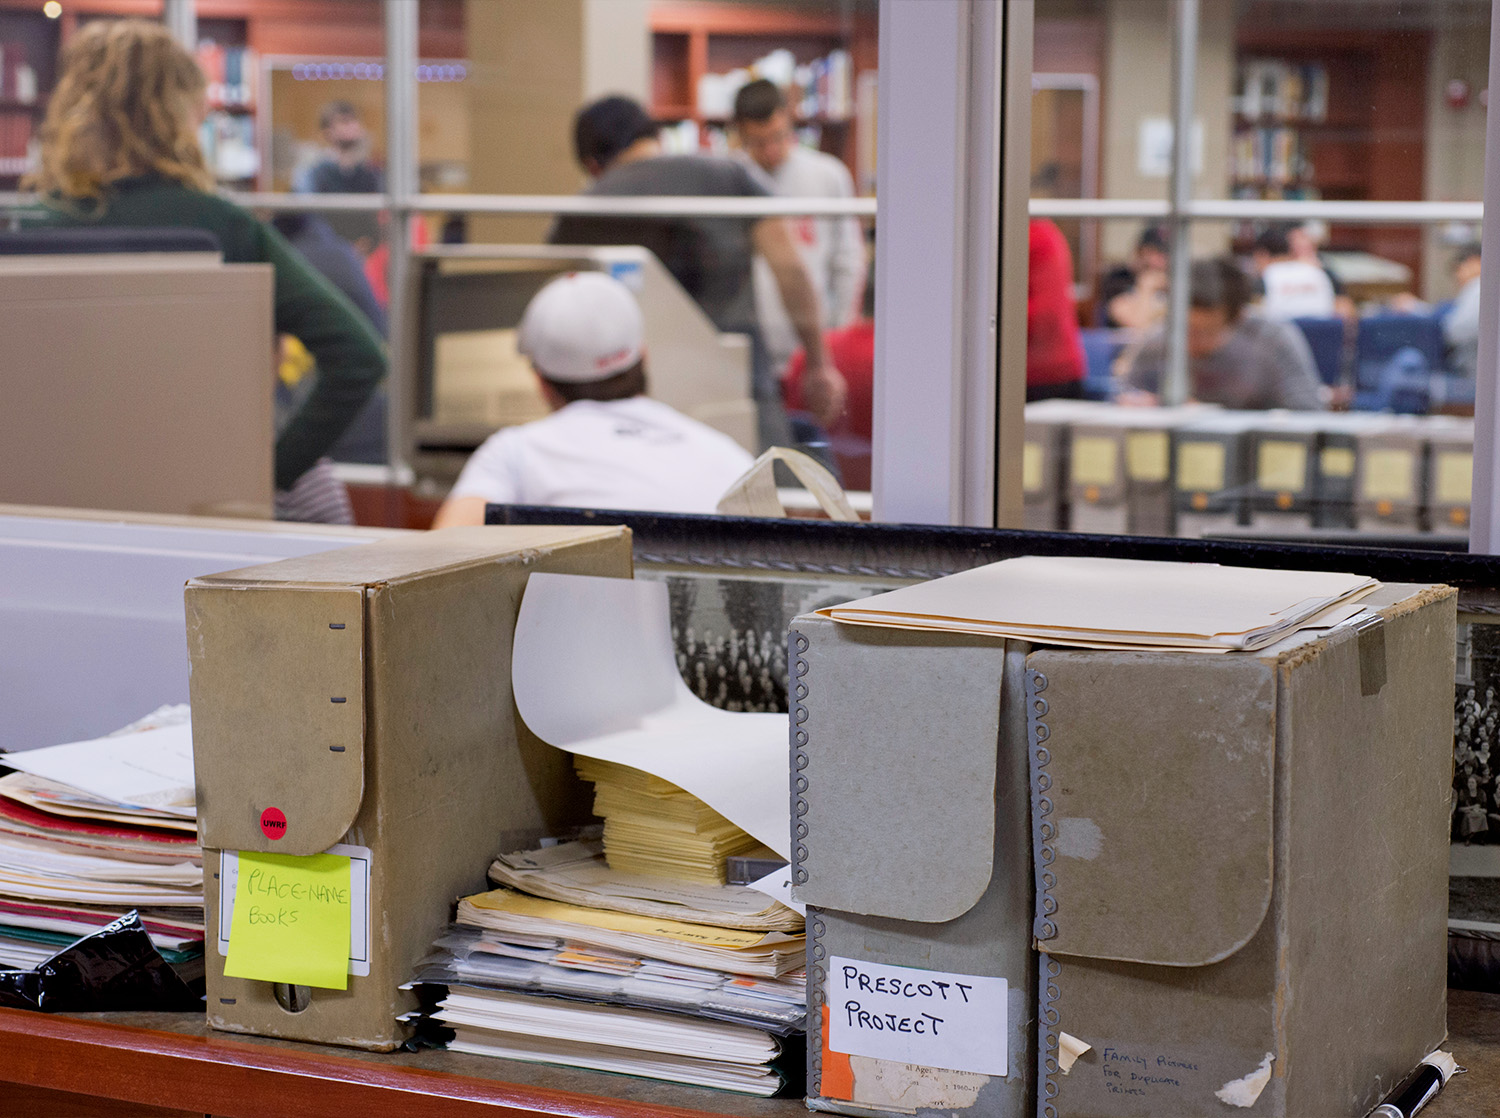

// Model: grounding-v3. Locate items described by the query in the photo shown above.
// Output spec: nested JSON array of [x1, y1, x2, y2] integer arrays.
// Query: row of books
[[0, 41, 39, 104], [403, 754, 805, 1095], [1231, 125, 1311, 186], [0, 109, 33, 177], [1235, 57, 1329, 122], [1230, 183, 1321, 202], [200, 109, 259, 183], [694, 47, 854, 122], [195, 41, 256, 110], [658, 119, 828, 160], [0, 707, 203, 975]]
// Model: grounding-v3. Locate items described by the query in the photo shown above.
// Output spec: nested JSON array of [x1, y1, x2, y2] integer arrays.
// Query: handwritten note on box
[[828, 956, 1007, 1076], [223, 851, 352, 990]]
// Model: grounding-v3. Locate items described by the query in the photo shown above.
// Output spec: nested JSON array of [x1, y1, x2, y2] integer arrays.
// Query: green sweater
[[33, 176, 387, 490]]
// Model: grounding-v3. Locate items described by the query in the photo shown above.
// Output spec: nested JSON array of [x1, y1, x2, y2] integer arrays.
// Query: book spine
[[790, 627, 811, 888], [1040, 953, 1062, 1118], [788, 626, 825, 1096], [1027, 665, 1061, 1118]]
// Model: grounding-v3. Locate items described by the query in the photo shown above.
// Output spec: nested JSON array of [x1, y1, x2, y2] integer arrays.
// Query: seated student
[[432, 273, 756, 526], [1444, 242, 1482, 380], [1287, 220, 1356, 321], [1251, 224, 1336, 320], [1121, 257, 1324, 411], [1096, 224, 1169, 329]]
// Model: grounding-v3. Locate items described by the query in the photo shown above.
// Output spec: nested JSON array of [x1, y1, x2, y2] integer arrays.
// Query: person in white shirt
[[431, 272, 755, 526], [733, 79, 866, 378], [1444, 242, 1482, 380], [1252, 224, 1336, 320]]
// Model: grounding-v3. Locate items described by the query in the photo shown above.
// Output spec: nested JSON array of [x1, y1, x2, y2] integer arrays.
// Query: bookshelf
[[0, 8, 56, 185], [1233, 28, 1429, 287], [0, 0, 465, 190], [1231, 59, 1329, 200], [649, 1, 877, 190]]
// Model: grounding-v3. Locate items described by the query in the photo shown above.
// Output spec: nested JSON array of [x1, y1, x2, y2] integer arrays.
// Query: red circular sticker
[[260, 807, 288, 840]]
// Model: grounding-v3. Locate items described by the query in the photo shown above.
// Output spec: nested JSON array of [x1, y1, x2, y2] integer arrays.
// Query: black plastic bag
[[0, 910, 202, 1012]]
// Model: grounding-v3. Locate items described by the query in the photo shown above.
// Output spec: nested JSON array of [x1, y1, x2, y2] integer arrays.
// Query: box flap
[[188, 585, 366, 855], [791, 615, 1001, 923], [1028, 648, 1274, 966]]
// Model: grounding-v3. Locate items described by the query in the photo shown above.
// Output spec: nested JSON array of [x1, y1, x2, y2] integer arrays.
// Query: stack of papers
[[574, 757, 761, 885], [488, 839, 801, 932], [820, 556, 1378, 652], [435, 991, 787, 1095], [0, 707, 203, 966], [455, 889, 803, 978], [407, 575, 803, 1094], [407, 840, 805, 1096]]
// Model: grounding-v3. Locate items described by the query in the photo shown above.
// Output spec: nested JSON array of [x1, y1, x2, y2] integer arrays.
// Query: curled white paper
[[1215, 1052, 1274, 1108], [1057, 1032, 1091, 1075], [512, 573, 790, 858]]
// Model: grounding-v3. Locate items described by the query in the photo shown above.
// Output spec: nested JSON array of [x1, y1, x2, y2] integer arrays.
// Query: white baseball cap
[[517, 271, 645, 383]]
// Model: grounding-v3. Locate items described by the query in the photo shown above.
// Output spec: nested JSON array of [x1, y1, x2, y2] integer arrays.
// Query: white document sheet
[[512, 574, 790, 859], [3, 720, 196, 816], [821, 556, 1378, 652]]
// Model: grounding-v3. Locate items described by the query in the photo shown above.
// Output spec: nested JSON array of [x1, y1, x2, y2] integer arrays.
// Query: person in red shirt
[[1026, 219, 1086, 400], [783, 265, 875, 489]]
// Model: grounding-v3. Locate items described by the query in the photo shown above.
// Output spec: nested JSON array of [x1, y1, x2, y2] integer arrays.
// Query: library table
[[1, 992, 1497, 1117]]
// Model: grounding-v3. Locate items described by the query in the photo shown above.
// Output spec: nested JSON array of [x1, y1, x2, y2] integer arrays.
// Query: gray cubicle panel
[[412, 245, 756, 456], [0, 255, 276, 517], [0, 507, 393, 750]]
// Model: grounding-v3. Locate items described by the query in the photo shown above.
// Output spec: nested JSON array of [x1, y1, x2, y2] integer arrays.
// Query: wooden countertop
[[2, 991, 1497, 1116]]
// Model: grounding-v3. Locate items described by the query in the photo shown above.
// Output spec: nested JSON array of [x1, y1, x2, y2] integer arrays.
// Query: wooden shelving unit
[[0, 0, 464, 191], [648, 0, 876, 189], [1234, 27, 1430, 287]]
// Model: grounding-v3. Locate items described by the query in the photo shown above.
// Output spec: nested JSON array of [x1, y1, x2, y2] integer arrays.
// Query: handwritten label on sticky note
[[224, 851, 351, 990], [828, 956, 1006, 1076]]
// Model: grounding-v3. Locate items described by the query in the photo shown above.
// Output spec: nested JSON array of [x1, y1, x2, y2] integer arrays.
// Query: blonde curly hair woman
[[29, 20, 385, 509]]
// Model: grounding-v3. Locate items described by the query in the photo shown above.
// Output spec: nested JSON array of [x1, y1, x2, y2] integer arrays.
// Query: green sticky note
[[224, 851, 351, 991]]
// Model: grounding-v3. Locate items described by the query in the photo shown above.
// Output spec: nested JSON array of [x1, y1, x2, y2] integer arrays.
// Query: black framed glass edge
[[483, 505, 1500, 609]]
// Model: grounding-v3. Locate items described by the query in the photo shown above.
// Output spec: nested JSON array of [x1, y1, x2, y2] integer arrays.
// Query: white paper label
[[828, 956, 1007, 1076], [217, 843, 373, 976]]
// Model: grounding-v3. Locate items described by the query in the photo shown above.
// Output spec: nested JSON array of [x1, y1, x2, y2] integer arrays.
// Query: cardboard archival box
[[1031, 582, 1453, 1117], [791, 617, 1035, 1118], [187, 526, 632, 1049], [791, 581, 1453, 1118]]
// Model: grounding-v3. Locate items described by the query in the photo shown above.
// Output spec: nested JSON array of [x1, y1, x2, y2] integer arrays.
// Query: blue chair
[[1292, 316, 1346, 387], [1079, 328, 1122, 401], [1355, 314, 1446, 391], [1352, 346, 1431, 414]]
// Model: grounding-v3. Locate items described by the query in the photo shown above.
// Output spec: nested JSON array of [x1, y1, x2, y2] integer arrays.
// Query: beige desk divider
[[187, 526, 632, 1050]]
